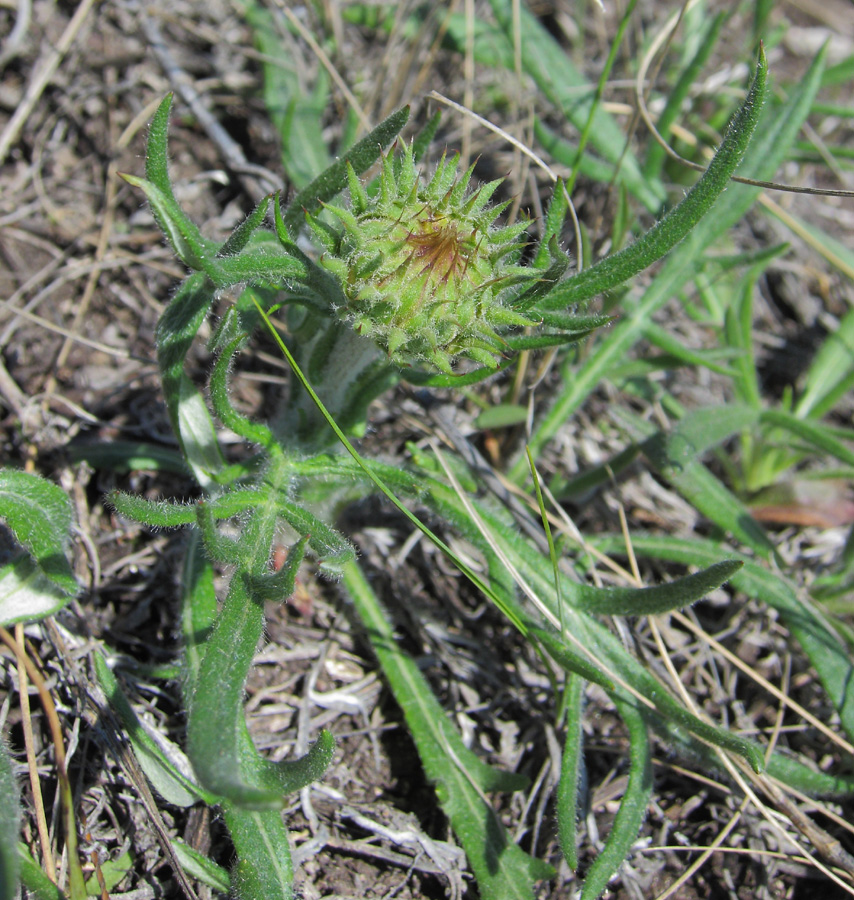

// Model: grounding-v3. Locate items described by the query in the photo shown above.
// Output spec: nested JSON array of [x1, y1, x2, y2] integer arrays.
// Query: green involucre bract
[[308, 141, 540, 374]]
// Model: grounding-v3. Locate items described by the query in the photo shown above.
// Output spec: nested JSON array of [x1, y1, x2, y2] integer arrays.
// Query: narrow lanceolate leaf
[[556, 675, 585, 871], [156, 273, 218, 443], [120, 173, 217, 273], [568, 560, 742, 616], [0, 469, 78, 602], [538, 48, 768, 311], [109, 492, 196, 528], [580, 700, 652, 900], [224, 804, 295, 900], [216, 194, 273, 258], [0, 738, 21, 900], [93, 653, 217, 807], [170, 841, 230, 894], [343, 560, 553, 900], [280, 105, 410, 236], [186, 575, 280, 807], [760, 409, 854, 468]]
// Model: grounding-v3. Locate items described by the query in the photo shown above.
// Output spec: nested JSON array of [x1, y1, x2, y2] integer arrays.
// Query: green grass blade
[[642, 12, 727, 180], [68, 440, 188, 475], [794, 306, 854, 419], [760, 409, 854, 468], [93, 652, 217, 807], [580, 700, 652, 900], [343, 560, 554, 900], [170, 841, 231, 893], [487, 0, 664, 211], [512, 46, 828, 483], [538, 49, 767, 312]]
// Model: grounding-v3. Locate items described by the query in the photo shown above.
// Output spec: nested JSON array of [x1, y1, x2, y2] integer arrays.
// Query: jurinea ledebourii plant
[[104, 49, 776, 900]]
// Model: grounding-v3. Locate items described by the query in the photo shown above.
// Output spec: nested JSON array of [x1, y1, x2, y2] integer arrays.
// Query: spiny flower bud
[[308, 141, 540, 374]]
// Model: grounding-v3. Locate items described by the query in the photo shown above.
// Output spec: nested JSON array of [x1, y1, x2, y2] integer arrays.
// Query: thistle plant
[[96, 47, 854, 900], [309, 141, 539, 373]]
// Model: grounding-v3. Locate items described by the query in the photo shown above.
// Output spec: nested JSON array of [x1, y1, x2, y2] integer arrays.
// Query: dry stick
[[0, 0, 98, 164], [140, 12, 268, 200], [13, 623, 56, 882]]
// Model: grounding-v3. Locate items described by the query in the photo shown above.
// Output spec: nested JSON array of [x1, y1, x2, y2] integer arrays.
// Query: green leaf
[[604, 533, 854, 749], [343, 560, 553, 899], [538, 48, 768, 311], [475, 404, 528, 430], [120, 172, 217, 274], [224, 804, 295, 900], [216, 194, 273, 258], [569, 560, 742, 616], [187, 574, 281, 807], [0, 740, 21, 900], [760, 409, 854, 468], [633, 407, 777, 559], [109, 492, 196, 528], [84, 850, 132, 895], [180, 530, 217, 695], [0, 469, 78, 602], [156, 273, 218, 457], [18, 845, 63, 900], [280, 106, 410, 236], [795, 306, 854, 420], [0, 553, 73, 627], [556, 674, 584, 870], [580, 700, 652, 900], [419, 474, 766, 773], [171, 841, 231, 893], [68, 440, 188, 475], [175, 374, 227, 489], [93, 652, 217, 807]]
